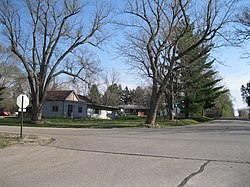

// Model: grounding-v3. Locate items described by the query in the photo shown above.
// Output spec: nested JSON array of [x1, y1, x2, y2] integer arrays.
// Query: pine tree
[[102, 84, 121, 107], [88, 84, 101, 104], [175, 20, 227, 117], [120, 86, 133, 105]]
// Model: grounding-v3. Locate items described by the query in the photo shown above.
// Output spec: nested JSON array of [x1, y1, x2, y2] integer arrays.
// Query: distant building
[[118, 104, 148, 116], [238, 108, 249, 118], [42, 90, 117, 119]]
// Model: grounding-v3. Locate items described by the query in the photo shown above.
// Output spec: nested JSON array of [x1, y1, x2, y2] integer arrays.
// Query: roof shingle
[[46, 90, 74, 101]]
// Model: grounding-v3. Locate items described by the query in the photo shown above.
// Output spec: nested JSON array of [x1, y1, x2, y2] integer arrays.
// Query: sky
[[216, 45, 250, 111]]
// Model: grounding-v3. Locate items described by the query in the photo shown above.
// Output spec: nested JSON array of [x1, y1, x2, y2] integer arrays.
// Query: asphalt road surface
[[0, 119, 250, 187]]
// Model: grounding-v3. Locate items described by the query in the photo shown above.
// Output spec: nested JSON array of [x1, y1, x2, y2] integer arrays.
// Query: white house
[[42, 90, 117, 119]]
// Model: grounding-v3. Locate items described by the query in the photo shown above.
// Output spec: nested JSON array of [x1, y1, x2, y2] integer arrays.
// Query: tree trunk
[[31, 98, 43, 123], [145, 84, 163, 126], [184, 102, 190, 118], [184, 98, 190, 118], [202, 108, 205, 117], [166, 93, 174, 120], [145, 94, 161, 125], [167, 75, 174, 120], [32, 107, 42, 123]]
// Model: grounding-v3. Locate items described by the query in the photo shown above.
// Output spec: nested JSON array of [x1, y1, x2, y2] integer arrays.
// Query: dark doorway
[[68, 105, 73, 117]]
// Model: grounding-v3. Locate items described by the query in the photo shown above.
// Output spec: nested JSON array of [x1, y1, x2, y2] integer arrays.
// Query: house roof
[[46, 90, 94, 104], [88, 104, 118, 110], [46, 90, 77, 101], [77, 95, 94, 103]]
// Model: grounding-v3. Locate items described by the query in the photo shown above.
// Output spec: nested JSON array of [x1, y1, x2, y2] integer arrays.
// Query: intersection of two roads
[[0, 119, 250, 187]]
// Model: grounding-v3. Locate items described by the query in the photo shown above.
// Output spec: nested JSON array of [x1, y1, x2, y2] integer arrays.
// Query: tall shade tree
[[120, 0, 236, 125], [0, 0, 112, 122]]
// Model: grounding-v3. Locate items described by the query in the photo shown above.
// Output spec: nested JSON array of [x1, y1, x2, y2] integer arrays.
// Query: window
[[78, 106, 82, 113], [52, 106, 58, 112], [94, 108, 100, 114]]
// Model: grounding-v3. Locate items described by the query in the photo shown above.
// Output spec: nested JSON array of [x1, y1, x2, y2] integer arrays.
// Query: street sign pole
[[16, 94, 29, 139], [20, 96, 24, 138], [176, 106, 178, 125]]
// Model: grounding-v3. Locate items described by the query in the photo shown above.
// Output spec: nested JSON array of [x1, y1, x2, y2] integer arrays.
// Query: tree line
[[0, 0, 247, 124], [88, 84, 151, 108]]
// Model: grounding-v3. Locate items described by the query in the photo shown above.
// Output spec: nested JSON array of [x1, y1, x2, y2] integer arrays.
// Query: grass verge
[[0, 132, 54, 149], [0, 116, 213, 129]]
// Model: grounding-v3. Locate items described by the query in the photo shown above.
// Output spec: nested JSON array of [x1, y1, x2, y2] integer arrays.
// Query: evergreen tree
[[180, 57, 227, 117], [102, 84, 121, 106], [120, 86, 133, 105], [175, 21, 227, 117], [88, 84, 101, 104]]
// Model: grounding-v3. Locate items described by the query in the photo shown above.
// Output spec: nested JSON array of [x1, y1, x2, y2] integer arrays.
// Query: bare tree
[[236, 7, 250, 58], [119, 0, 236, 125], [0, 0, 112, 122], [58, 48, 102, 95], [0, 45, 29, 112], [103, 68, 120, 88], [237, 7, 250, 42]]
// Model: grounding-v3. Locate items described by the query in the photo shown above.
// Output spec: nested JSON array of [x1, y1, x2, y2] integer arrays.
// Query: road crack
[[177, 160, 210, 187], [50, 145, 250, 165]]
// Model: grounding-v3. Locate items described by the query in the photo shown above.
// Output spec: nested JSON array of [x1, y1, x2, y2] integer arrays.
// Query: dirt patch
[[0, 132, 54, 148]]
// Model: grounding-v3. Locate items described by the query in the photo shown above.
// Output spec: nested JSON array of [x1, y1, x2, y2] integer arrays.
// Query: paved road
[[0, 119, 250, 187]]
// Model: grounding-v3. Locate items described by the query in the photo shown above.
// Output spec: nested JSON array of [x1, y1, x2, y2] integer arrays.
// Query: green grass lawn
[[0, 116, 213, 129]]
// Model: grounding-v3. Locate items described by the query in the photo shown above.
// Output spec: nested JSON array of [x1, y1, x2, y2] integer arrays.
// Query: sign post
[[174, 106, 180, 125], [16, 94, 29, 138], [174, 101, 181, 125]]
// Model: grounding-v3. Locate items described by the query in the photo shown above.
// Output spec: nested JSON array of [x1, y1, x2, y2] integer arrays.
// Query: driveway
[[0, 119, 250, 187]]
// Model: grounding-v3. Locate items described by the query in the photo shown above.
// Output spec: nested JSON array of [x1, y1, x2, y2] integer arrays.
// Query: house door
[[67, 105, 73, 117]]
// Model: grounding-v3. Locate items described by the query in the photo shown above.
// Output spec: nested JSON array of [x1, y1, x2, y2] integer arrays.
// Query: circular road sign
[[16, 94, 29, 109]]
